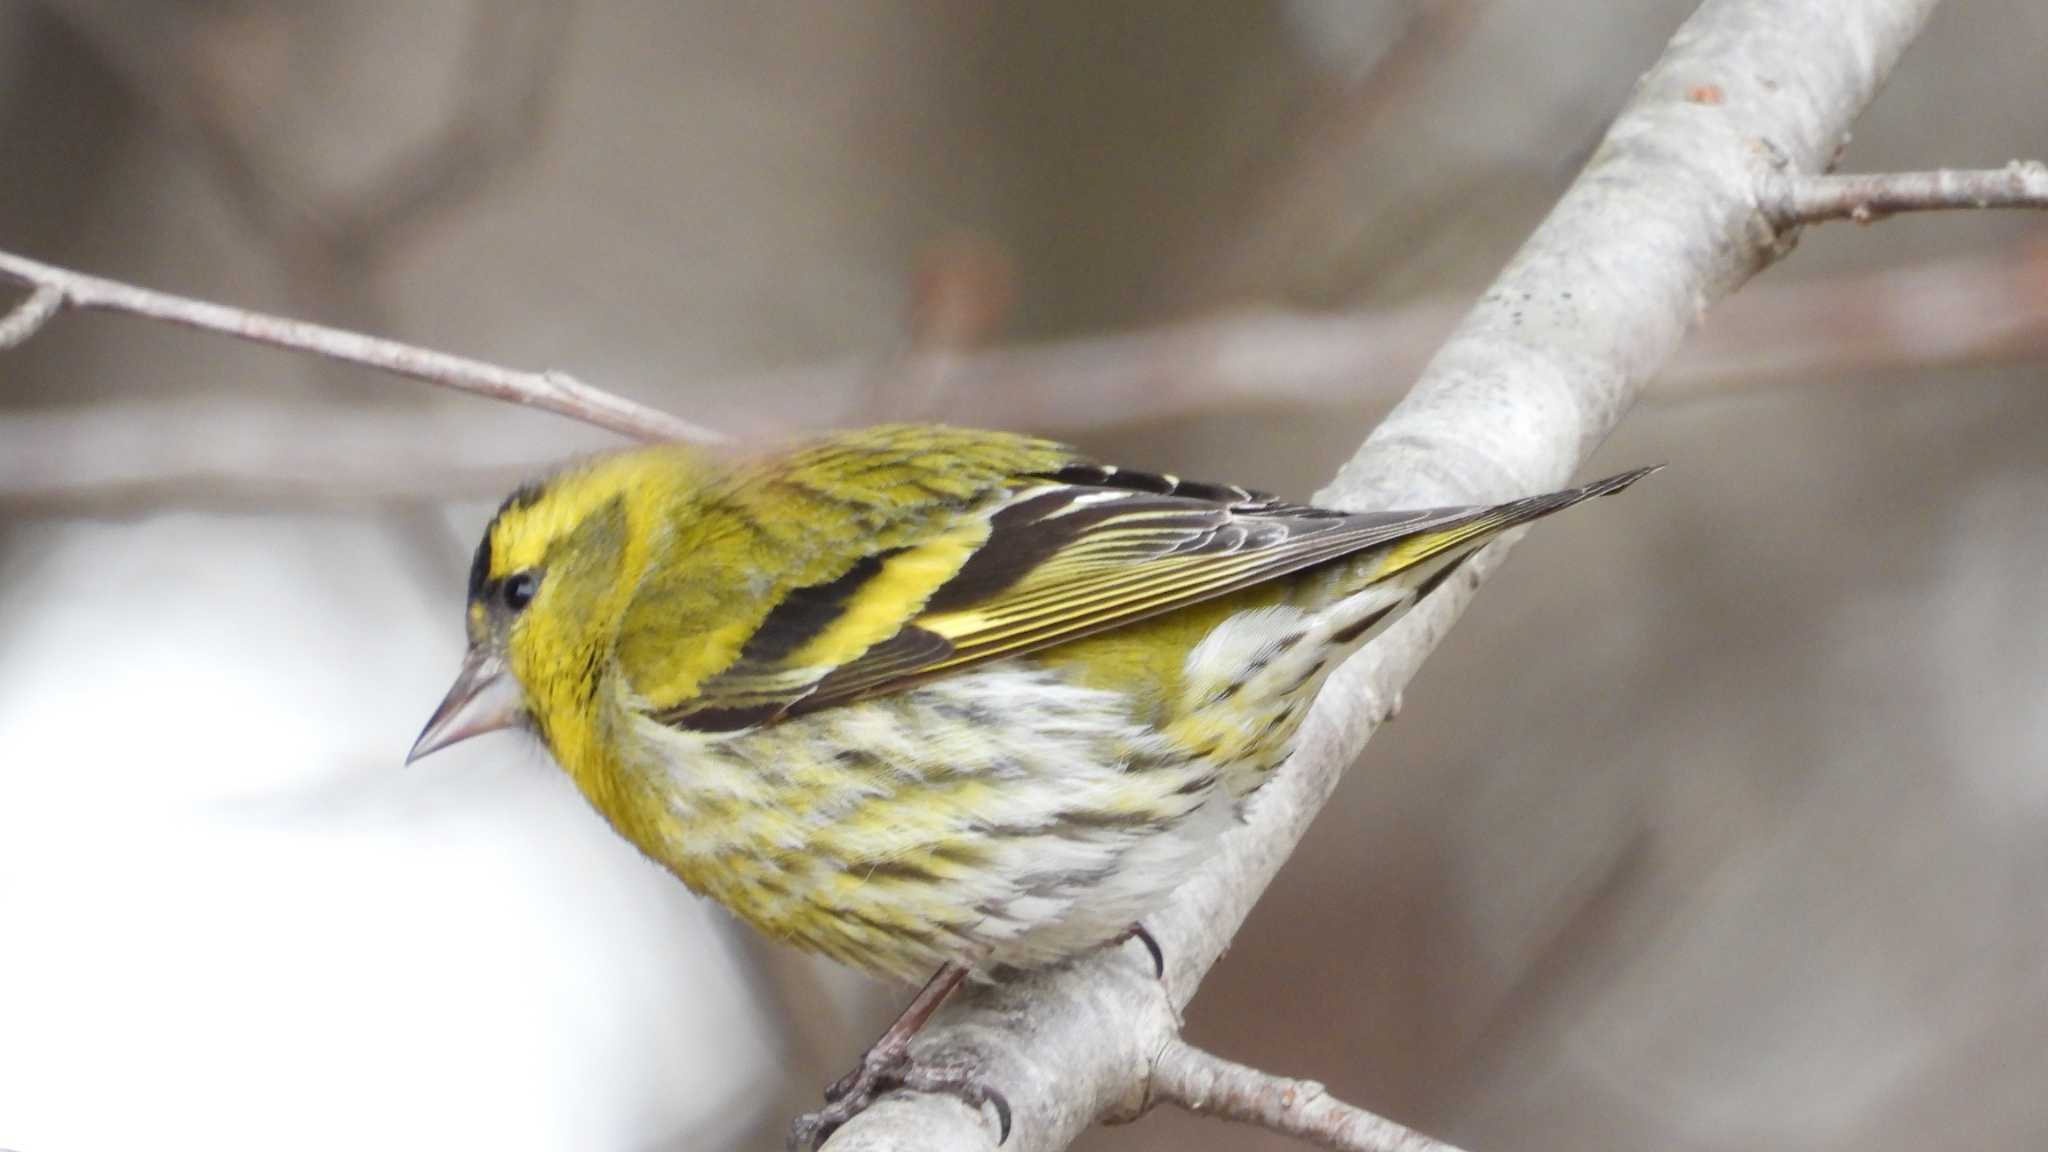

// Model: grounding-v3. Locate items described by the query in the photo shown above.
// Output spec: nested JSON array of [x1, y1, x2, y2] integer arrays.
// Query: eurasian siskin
[[408, 423, 1652, 1141]]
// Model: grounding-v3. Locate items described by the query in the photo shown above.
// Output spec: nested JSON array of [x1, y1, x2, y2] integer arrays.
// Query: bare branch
[[0, 248, 719, 445], [0, 284, 63, 349], [1147, 1041, 1466, 1152], [819, 0, 1944, 1148], [1762, 161, 2048, 227]]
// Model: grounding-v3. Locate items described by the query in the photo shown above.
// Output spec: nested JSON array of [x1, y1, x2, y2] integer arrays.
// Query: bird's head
[[407, 450, 690, 763]]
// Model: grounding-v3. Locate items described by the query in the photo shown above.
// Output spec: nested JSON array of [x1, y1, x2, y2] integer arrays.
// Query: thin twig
[[0, 248, 720, 444], [0, 284, 63, 349], [1148, 1041, 1465, 1152], [1762, 161, 2048, 227]]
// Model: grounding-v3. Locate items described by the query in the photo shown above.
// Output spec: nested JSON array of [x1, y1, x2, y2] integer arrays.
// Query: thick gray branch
[[819, 0, 1942, 1148], [1762, 161, 2048, 226], [1149, 1041, 1466, 1152], [0, 249, 719, 445]]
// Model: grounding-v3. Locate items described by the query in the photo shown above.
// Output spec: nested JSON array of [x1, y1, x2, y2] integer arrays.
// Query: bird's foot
[[789, 1044, 1011, 1150]]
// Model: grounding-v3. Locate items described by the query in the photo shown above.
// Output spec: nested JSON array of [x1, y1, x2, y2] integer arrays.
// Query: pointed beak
[[407, 645, 524, 764]]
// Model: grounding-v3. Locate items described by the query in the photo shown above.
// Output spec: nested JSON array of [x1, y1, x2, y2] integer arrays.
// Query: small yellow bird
[[409, 424, 1651, 1143]]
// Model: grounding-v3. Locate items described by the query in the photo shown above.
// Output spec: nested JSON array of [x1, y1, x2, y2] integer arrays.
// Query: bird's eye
[[502, 570, 540, 612]]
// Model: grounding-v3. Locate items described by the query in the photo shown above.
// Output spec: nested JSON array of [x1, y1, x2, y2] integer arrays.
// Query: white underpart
[[628, 664, 1228, 976], [991, 558, 1474, 966], [617, 544, 1482, 978]]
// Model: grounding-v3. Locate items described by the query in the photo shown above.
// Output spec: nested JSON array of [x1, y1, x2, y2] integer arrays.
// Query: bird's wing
[[640, 458, 1503, 732]]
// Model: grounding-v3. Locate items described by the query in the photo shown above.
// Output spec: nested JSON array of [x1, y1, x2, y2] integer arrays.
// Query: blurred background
[[2, 2, 2045, 1150]]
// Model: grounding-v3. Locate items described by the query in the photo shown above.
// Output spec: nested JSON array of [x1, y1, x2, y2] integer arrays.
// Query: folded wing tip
[[1584, 464, 1664, 498]]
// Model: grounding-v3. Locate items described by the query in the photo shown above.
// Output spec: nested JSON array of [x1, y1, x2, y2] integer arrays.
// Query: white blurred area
[[0, 511, 779, 1149], [1, 3, 2046, 1152]]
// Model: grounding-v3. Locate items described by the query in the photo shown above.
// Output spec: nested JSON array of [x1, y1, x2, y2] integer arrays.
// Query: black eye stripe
[[467, 531, 494, 603]]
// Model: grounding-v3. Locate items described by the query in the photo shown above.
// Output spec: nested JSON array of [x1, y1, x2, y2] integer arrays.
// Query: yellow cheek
[[507, 620, 597, 772], [507, 615, 564, 706]]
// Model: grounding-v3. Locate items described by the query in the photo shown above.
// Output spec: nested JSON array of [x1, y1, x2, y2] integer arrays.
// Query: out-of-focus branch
[[0, 248, 718, 444], [1153, 0, 1487, 308], [1664, 237, 2048, 392], [9, 237, 2047, 510], [1762, 162, 2048, 227], [908, 240, 2048, 431], [317, 4, 574, 264], [44, 0, 573, 268], [0, 396, 616, 512], [820, 0, 1944, 1148], [1148, 1041, 1465, 1152], [858, 232, 1020, 424]]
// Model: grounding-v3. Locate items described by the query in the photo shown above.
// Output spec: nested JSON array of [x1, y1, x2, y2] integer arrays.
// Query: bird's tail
[[1189, 466, 1657, 801], [1246, 466, 1661, 702], [1349, 466, 1660, 593]]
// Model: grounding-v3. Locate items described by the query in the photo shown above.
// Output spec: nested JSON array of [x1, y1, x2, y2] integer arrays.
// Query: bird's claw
[[1126, 922, 1165, 980], [900, 1056, 1011, 1143], [790, 1046, 1011, 1150], [822, 1042, 907, 1105]]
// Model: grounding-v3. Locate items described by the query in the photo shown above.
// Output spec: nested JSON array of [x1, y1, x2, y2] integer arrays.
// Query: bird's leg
[[825, 961, 965, 1101], [792, 961, 1011, 1149]]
